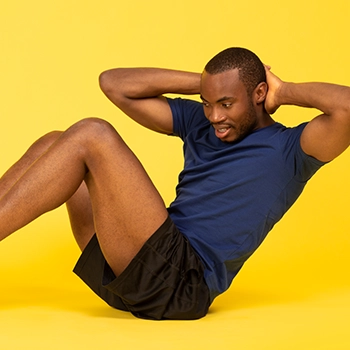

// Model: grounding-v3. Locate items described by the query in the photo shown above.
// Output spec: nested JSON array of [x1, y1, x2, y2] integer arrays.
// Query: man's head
[[204, 47, 266, 96], [200, 47, 271, 143]]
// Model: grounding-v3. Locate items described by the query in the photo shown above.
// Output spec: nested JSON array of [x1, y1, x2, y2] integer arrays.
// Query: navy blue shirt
[[166, 97, 325, 302]]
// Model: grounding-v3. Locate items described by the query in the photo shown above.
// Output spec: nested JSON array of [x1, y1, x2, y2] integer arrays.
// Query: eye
[[222, 103, 232, 108], [201, 101, 210, 108]]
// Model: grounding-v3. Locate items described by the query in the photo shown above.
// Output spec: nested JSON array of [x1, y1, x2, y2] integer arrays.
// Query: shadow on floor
[[1, 279, 348, 320]]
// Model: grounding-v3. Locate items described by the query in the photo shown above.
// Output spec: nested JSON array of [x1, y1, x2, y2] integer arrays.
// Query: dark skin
[[200, 69, 274, 142], [0, 65, 349, 279], [265, 67, 350, 162]]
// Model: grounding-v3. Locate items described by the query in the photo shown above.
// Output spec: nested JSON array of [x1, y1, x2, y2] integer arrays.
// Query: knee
[[31, 130, 63, 151], [68, 117, 121, 145], [73, 117, 117, 135], [42, 130, 63, 143]]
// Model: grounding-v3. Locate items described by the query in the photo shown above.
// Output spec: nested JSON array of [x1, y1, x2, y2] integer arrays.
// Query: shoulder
[[167, 97, 203, 116], [167, 97, 207, 138], [277, 122, 326, 180]]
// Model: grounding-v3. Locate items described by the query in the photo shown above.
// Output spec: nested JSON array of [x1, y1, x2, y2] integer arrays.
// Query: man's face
[[200, 69, 259, 143]]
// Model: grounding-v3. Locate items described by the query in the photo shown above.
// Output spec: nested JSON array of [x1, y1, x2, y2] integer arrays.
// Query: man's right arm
[[99, 68, 201, 134]]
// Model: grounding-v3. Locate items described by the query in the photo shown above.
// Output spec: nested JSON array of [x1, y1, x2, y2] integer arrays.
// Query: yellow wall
[[0, 0, 349, 294]]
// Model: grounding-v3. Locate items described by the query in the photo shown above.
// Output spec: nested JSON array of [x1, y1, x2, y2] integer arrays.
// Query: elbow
[[344, 99, 350, 118], [99, 69, 116, 95], [99, 68, 130, 108], [337, 89, 350, 118]]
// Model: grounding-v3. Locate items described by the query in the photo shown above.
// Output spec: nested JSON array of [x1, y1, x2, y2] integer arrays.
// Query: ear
[[253, 82, 268, 105]]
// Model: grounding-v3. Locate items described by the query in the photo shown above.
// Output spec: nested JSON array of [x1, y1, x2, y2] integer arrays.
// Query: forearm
[[276, 81, 350, 118], [269, 76, 350, 161], [99, 67, 201, 134], [99, 67, 201, 102]]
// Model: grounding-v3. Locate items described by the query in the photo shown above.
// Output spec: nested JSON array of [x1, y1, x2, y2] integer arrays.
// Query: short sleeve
[[167, 97, 207, 140], [295, 137, 327, 182], [281, 123, 327, 183]]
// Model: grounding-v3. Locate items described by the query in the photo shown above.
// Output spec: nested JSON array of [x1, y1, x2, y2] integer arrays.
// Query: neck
[[257, 109, 275, 129]]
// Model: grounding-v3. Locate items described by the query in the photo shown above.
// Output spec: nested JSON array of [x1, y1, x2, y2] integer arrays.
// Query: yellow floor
[[0, 212, 349, 350], [1, 277, 350, 349], [1, 237, 350, 350]]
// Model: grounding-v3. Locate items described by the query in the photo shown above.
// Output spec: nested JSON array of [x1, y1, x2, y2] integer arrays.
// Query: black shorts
[[73, 216, 210, 320]]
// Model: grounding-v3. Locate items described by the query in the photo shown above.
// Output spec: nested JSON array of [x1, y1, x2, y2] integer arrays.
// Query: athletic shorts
[[73, 216, 210, 320]]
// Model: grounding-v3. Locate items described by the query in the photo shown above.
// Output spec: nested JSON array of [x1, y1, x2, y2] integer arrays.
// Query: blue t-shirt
[[166, 97, 325, 302]]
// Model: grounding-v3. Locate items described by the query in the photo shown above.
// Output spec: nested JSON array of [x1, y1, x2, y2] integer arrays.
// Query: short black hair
[[204, 47, 266, 95]]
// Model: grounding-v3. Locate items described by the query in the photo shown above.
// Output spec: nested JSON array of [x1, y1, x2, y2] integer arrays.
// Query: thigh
[[79, 119, 169, 276]]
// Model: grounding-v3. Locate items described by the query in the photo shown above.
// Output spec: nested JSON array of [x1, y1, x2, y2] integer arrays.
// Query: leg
[[0, 131, 62, 198], [66, 181, 95, 251], [0, 118, 168, 276], [0, 130, 95, 250]]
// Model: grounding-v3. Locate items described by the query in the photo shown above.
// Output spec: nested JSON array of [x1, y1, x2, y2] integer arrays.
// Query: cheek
[[233, 105, 257, 130], [202, 107, 210, 120], [228, 105, 246, 122]]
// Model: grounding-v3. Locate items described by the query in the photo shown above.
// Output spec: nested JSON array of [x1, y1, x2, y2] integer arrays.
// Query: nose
[[208, 107, 226, 124]]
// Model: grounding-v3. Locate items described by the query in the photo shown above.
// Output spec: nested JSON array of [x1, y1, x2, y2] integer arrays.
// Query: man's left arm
[[264, 68, 350, 162]]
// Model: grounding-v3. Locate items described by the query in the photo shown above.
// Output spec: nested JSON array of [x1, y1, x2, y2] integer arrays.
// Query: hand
[[264, 65, 284, 114]]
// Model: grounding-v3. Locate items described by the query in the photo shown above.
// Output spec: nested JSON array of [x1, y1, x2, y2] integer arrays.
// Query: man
[[0, 48, 349, 320]]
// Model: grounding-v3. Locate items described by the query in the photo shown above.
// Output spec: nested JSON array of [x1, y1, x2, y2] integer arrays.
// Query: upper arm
[[300, 112, 350, 162], [99, 69, 174, 134], [111, 94, 174, 134]]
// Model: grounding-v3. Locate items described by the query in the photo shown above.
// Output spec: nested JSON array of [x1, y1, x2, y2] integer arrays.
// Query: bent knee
[[68, 118, 123, 146], [31, 130, 63, 150], [43, 130, 64, 141], [72, 117, 116, 134]]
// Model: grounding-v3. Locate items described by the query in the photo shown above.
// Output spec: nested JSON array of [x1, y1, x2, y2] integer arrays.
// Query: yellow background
[[0, 0, 349, 349]]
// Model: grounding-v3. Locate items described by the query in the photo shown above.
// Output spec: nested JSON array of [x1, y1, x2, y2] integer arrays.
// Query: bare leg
[[66, 181, 95, 251], [0, 118, 168, 276], [0, 131, 62, 198], [0, 129, 115, 253]]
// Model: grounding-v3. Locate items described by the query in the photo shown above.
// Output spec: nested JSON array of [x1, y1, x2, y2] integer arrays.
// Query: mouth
[[212, 124, 232, 140]]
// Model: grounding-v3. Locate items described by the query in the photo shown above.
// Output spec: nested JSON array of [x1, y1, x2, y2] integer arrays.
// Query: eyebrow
[[200, 95, 234, 103]]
